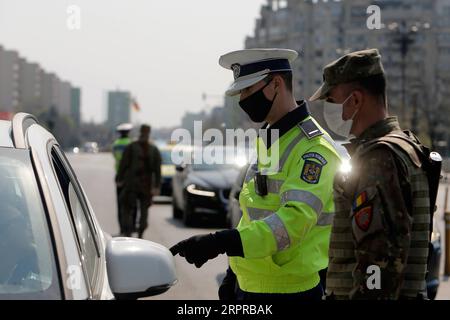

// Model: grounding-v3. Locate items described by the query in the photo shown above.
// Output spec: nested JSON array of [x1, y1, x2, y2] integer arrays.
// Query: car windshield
[[0, 147, 61, 299]]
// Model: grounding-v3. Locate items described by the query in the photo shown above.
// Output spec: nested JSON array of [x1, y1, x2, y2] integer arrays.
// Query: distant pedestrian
[[116, 124, 161, 238], [112, 123, 133, 236]]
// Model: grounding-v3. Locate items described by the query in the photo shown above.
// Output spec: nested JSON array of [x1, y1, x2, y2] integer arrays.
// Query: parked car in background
[[83, 142, 99, 154], [172, 146, 245, 226], [0, 113, 177, 299], [156, 143, 193, 197], [159, 145, 175, 197]]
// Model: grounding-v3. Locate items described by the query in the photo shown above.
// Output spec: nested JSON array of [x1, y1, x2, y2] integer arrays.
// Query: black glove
[[218, 267, 237, 300], [170, 229, 243, 268]]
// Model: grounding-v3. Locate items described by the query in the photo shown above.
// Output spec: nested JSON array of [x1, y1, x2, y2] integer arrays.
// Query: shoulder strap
[[298, 119, 323, 140], [357, 132, 423, 168]]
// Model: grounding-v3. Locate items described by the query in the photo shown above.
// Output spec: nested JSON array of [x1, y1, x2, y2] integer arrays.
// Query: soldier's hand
[[170, 233, 222, 268]]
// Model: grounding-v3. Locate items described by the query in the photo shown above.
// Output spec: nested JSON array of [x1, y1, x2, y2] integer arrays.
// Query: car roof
[[0, 120, 14, 148]]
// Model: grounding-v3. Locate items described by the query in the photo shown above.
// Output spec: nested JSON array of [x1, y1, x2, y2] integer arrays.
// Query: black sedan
[[172, 162, 241, 226]]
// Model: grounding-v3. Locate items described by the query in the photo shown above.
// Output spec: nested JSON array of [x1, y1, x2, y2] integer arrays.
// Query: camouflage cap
[[309, 48, 385, 101]]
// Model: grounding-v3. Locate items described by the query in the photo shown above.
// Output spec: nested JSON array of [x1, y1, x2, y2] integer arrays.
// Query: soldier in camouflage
[[310, 49, 431, 299], [116, 124, 162, 238]]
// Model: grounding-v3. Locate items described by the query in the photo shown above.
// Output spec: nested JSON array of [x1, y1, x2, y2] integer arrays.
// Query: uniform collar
[[259, 100, 310, 148], [350, 116, 402, 147]]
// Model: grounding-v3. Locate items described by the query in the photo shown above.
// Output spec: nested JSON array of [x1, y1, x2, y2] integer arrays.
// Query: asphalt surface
[[67, 152, 227, 300], [67, 152, 450, 300]]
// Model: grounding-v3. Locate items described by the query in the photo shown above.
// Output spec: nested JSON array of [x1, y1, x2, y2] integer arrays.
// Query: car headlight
[[186, 184, 216, 197]]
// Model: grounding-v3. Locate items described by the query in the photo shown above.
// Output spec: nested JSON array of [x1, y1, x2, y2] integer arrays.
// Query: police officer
[[170, 49, 342, 300], [116, 124, 162, 238], [310, 49, 437, 299], [113, 123, 133, 236]]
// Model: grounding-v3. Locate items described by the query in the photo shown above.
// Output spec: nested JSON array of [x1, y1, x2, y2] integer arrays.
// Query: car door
[[49, 145, 108, 299]]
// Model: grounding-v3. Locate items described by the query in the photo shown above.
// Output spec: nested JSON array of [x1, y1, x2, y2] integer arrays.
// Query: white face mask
[[323, 94, 358, 139]]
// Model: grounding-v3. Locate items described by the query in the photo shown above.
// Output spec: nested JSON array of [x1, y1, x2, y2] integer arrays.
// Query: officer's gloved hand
[[170, 229, 243, 268], [218, 267, 237, 300]]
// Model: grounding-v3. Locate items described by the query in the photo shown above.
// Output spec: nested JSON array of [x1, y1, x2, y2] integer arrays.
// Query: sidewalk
[[437, 276, 450, 300]]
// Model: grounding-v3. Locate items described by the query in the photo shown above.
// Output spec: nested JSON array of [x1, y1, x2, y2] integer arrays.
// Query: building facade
[[107, 90, 131, 129], [245, 0, 450, 150], [0, 46, 19, 113], [0, 45, 81, 124], [71, 87, 81, 128]]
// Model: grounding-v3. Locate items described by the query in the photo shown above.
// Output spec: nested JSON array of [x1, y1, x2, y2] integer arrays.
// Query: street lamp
[[387, 20, 431, 126]]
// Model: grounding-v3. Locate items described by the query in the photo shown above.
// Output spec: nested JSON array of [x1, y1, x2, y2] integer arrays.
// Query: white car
[[0, 113, 177, 299]]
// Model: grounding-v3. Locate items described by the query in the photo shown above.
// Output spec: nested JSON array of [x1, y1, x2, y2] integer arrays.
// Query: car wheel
[[172, 197, 183, 219], [183, 201, 196, 227]]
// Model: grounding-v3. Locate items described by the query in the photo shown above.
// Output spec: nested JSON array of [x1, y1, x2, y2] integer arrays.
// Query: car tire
[[172, 197, 183, 219], [183, 201, 196, 227]]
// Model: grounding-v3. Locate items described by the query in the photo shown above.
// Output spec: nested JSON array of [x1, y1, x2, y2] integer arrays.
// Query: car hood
[[187, 168, 239, 190]]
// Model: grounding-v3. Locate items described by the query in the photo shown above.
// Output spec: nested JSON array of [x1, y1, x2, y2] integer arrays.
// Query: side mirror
[[106, 238, 177, 300]]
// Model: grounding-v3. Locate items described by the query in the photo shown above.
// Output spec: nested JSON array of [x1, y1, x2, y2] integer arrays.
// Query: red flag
[[0, 112, 13, 120], [131, 97, 141, 112]]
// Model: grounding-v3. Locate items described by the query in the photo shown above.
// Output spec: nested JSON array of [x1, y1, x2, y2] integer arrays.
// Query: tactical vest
[[327, 131, 430, 299]]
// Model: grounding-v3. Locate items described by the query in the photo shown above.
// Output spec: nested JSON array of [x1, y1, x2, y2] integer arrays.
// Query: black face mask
[[239, 79, 277, 123]]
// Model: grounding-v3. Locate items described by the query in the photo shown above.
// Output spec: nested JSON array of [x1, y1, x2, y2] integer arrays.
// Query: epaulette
[[298, 119, 323, 139]]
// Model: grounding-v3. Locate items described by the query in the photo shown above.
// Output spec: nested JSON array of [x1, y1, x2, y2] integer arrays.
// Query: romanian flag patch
[[353, 191, 368, 209]]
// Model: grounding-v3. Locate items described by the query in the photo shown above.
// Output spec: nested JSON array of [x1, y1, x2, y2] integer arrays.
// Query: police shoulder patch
[[300, 152, 327, 184], [302, 152, 328, 165], [301, 160, 323, 184]]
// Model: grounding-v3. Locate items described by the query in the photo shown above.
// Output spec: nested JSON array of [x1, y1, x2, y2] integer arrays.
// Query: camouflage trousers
[[120, 190, 152, 236]]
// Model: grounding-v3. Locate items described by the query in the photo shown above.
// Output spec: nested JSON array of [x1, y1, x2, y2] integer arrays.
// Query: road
[[67, 152, 450, 300], [67, 152, 227, 300]]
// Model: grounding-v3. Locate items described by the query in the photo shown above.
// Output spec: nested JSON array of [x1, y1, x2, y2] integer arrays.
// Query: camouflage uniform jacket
[[116, 140, 162, 196], [326, 116, 430, 300]]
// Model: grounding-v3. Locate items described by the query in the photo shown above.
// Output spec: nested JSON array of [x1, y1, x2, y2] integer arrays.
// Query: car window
[[50, 146, 100, 292], [0, 147, 61, 299]]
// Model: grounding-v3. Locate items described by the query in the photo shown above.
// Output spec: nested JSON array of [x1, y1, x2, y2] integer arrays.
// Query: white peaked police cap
[[219, 48, 298, 96]]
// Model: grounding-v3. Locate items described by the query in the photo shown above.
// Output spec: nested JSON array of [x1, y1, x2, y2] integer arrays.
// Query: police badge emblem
[[300, 152, 326, 184], [231, 64, 241, 80], [301, 160, 323, 184]]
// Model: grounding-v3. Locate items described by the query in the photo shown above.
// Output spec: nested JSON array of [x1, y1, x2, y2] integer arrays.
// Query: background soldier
[[310, 48, 438, 299], [116, 124, 161, 238], [113, 123, 132, 236], [170, 49, 341, 300]]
